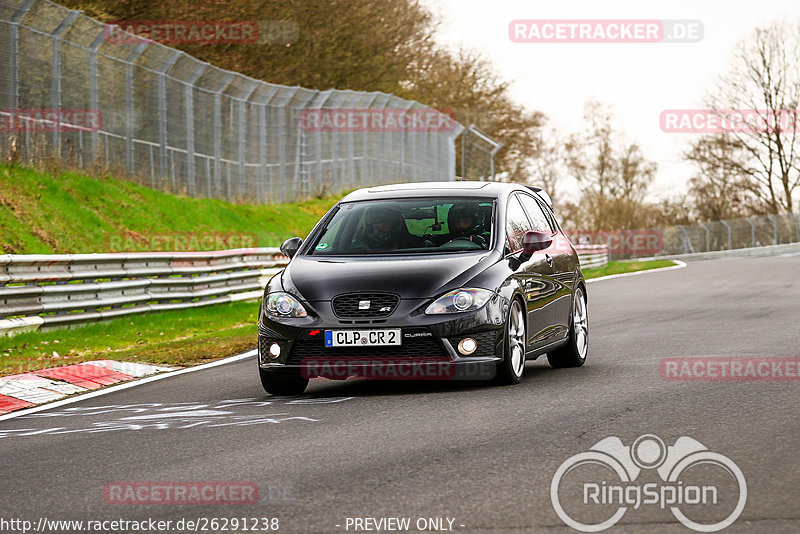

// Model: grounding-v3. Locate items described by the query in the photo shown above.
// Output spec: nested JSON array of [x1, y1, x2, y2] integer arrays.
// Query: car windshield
[[307, 198, 494, 255]]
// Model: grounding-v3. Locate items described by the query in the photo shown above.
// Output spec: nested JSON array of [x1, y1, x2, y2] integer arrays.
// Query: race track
[[1, 256, 798, 534]]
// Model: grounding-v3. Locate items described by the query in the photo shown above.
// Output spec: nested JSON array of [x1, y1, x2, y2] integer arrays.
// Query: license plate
[[325, 329, 401, 347]]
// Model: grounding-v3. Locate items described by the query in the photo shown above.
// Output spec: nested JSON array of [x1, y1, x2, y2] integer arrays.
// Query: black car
[[257, 181, 588, 395]]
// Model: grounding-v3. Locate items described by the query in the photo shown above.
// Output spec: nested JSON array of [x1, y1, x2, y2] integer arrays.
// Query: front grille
[[258, 335, 271, 363], [332, 292, 399, 318], [286, 330, 446, 365]]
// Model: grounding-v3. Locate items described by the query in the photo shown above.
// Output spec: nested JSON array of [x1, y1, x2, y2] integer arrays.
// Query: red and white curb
[[0, 360, 172, 414]]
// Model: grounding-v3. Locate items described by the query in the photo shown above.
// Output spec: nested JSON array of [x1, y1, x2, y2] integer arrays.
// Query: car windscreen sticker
[[315, 242, 329, 250]]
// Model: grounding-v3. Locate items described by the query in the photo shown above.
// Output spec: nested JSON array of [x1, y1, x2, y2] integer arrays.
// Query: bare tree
[[565, 101, 656, 230], [688, 20, 800, 213], [527, 126, 566, 206], [686, 135, 756, 220]]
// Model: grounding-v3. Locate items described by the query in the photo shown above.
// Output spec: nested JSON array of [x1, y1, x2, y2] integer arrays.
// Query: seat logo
[[550, 434, 747, 532], [358, 300, 371, 310]]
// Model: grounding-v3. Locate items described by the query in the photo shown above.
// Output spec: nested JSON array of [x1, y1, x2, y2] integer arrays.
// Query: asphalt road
[[1, 256, 799, 534]]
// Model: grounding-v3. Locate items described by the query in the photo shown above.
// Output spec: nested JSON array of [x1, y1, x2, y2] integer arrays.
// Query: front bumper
[[257, 293, 508, 380]]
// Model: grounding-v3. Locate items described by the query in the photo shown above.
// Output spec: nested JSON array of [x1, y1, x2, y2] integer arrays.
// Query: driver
[[362, 206, 406, 251], [447, 202, 487, 248]]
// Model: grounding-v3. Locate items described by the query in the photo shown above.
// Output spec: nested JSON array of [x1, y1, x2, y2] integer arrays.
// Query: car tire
[[259, 367, 309, 395], [494, 297, 526, 385], [547, 285, 588, 369]]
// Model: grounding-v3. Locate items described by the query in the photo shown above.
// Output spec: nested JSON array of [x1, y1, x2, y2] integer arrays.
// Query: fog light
[[457, 337, 477, 355], [269, 343, 281, 359]]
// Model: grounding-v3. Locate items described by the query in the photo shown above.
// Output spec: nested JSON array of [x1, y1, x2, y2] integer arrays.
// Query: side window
[[518, 194, 554, 233], [505, 195, 532, 252]]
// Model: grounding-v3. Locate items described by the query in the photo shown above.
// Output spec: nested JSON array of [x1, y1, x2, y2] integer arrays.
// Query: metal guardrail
[[0, 248, 288, 336], [0, 244, 608, 337], [575, 245, 609, 269]]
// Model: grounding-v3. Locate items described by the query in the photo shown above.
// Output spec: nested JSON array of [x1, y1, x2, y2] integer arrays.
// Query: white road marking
[[0, 350, 256, 423]]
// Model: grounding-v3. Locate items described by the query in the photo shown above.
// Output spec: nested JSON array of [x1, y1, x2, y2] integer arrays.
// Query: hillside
[[0, 165, 341, 254]]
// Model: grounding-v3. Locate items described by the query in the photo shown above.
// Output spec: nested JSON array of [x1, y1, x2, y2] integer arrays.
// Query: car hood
[[283, 253, 498, 301]]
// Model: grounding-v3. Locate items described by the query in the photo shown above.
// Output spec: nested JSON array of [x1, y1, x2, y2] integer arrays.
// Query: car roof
[[340, 181, 529, 202]]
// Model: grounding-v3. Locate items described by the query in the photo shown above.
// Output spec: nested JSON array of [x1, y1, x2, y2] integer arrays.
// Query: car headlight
[[425, 288, 494, 314], [264, 292, 308, 318]]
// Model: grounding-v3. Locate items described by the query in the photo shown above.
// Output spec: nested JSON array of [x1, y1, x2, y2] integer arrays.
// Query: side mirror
[[520, 230, 553, 259], [280, 237, 303, 258]]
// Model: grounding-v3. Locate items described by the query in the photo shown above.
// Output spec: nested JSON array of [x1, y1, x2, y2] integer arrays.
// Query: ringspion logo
[[551, 434, 746, 532]]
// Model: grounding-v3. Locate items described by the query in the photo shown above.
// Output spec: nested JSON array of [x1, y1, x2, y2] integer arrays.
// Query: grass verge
[[583, 259, 678, 279], [0, 300, 259, 376], [0, 164, 343, 254]]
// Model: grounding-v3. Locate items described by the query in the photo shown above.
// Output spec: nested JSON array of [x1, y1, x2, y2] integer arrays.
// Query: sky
[[420, 0, 800, 200]]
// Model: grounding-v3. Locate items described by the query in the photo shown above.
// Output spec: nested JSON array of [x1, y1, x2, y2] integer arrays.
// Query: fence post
[[51, 11, 79, 158], [362, 94, 378, 188], [460, 125, 466, 179], [791, 213, 800, 242], [212, 73, 235, 199], [678, 225, 694, 254], [8, 0, 36, 111], [257, 103, 267, 203], [236, 81, 259, 202], [765, 214, 778, 244], [293, 91, 316, 199], [699, 222, 710, 252], [124, 42, 148, 177], [155, 51, 181, 191], [745, 217, 756, 247], [88, 29, 106, 165], [184, 64, 207, 198], [309, 91, 332, 198], [720, 219, 732, 250]]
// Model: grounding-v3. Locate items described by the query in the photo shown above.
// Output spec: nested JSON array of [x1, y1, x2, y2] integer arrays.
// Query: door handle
[[545, 254, 553, 267]]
